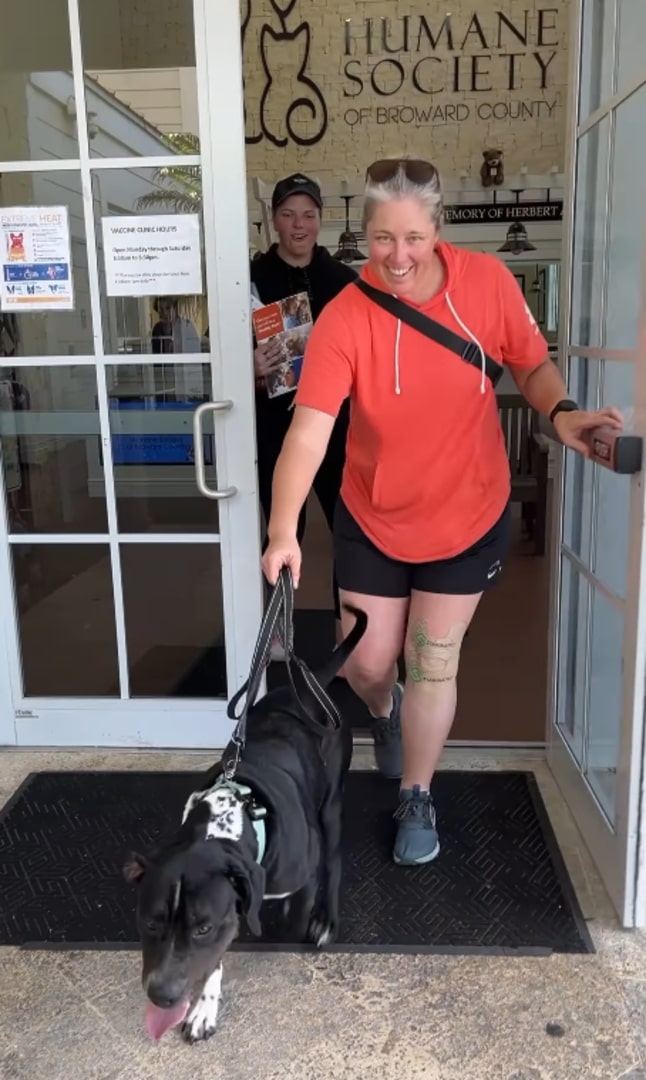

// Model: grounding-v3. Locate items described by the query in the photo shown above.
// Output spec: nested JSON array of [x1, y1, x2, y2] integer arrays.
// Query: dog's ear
[[225, 848, 266, 937], [123, 852, 148, 885]]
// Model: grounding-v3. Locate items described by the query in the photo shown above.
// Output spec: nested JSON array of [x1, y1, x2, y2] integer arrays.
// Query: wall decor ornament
[[241, 0, 329, 148]]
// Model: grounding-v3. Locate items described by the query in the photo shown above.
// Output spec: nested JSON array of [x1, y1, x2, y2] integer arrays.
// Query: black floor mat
[[0, 770, 592, 954]]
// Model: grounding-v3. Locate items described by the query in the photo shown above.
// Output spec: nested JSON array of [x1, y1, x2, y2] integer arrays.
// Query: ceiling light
[[498, 222, 537, 254]]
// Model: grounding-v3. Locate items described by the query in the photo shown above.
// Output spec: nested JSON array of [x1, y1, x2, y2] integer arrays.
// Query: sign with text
[[444, 200, 564, 224], [242, 4, 565, 147], [102, 215, 202, 298], [0, 206, 73, 312], [341, 8, 562, 130]]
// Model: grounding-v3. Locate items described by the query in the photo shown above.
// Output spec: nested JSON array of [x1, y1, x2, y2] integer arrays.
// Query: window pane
[[0, 366, 106, 533], [562, 451, 594, 568], [12, 544, 118, 696], [562, 358, 597, 566], [592, 360, 634, 601], [79, 0, 199, 161], [0, 171, 95, 356], [121, 543, 226, 697], [570, 120, 610, 349], [586, 589, 623, 824], [545, 263, 560, 337], [603, 84, 646, 351], [107, 364, 219, 533], [579, 0, 615, 122], [0, 1, 79, 162], [556, 556, 589, 765], [95, 169, 206, 356], [601, 358, 634, 413], [615, 0, 646, 96], [594, 470, 630, 601]]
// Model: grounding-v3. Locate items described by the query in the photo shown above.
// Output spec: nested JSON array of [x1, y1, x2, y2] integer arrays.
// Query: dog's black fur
[[123, 603, 367, 1042]]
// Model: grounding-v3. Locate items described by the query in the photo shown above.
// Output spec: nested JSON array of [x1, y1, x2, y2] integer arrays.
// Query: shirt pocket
[[370, 460, 425, 513]]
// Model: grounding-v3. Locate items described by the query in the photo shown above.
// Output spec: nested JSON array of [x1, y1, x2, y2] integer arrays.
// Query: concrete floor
[[1, 746, 645, 1080]]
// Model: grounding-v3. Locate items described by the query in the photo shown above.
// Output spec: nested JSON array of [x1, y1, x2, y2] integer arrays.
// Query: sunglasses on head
[[365, 158, 439, 185]]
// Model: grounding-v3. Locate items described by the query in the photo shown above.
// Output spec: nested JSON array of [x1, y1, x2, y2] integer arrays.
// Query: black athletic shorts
[[333, 498, 511, 597]]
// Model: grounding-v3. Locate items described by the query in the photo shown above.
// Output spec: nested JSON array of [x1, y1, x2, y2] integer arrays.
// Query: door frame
[[545, 0, 646, 927], [0, 0, 263, 747]]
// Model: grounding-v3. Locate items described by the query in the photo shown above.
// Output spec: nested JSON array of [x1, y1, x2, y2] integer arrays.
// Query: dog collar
[[208, 776, 267, 864]]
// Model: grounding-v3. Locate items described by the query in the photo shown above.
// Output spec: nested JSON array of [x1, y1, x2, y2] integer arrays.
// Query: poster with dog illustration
[[251, 290, 313, 398], [1, 206, 73, 312]]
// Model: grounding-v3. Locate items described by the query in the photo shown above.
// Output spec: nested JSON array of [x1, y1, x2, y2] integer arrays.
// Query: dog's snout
[[147, 976, 187, 1010]]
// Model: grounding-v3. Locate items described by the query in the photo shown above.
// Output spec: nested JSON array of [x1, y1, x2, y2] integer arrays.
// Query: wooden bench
[[497, 393, 549, 556]]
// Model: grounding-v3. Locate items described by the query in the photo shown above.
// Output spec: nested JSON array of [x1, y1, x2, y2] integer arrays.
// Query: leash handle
[[279, 566, 341, 732], [224, 567, 340, 778]]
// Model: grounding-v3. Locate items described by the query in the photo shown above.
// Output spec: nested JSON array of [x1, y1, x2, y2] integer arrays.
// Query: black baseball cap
[[271, 173, 323, 211]]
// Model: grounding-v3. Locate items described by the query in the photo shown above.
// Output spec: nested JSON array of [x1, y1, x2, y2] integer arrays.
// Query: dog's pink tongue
[[145, 1000, 190, 1041]]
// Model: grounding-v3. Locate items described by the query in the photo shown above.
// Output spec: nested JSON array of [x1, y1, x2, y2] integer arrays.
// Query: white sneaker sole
[[393, 839, 441, 866]]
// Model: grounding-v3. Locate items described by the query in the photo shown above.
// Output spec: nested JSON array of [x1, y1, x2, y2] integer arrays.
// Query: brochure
[[251, 290, 313, 398]]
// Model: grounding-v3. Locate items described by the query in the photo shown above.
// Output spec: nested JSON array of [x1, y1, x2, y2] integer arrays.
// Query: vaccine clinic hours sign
[[102, 215, 203, 297]]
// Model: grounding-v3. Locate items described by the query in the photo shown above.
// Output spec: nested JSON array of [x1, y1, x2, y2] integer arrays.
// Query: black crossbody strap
[[354, 279, 503, 388]]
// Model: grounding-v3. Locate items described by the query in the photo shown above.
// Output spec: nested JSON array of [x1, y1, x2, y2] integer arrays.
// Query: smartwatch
[[549, 399, 579, 423]]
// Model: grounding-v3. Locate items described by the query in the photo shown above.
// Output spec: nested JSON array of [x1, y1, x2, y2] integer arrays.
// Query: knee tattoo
[[405, 621, 467, 684]]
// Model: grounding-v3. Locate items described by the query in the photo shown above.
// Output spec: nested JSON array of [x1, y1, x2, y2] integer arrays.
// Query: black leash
[[224, 566, 341, 780]]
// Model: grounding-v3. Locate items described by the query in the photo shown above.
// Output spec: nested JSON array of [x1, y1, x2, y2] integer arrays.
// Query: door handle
[[538, 416, 642, 474], [192, 400, 237, 500]]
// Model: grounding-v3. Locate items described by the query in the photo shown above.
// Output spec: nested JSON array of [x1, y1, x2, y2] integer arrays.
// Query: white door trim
[[194, 0, 264, 699], [0, 0, 263, 748], [546, 0, 646, 926]]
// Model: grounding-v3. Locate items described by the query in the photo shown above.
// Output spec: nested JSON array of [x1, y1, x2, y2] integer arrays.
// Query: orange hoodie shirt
[[295, 242, 549, 563]]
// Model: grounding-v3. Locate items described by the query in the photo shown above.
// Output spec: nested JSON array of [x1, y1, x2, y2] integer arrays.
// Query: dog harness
[[204, 775, 268, 864]]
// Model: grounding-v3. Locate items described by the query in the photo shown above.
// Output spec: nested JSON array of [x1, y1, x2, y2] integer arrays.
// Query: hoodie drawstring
[[445, 294, 487, 395], [393, 293, 488, 397], [394, 318, 402, 395]]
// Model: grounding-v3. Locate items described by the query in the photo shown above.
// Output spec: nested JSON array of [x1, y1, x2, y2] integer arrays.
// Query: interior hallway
[[297, 496, 550, 743]]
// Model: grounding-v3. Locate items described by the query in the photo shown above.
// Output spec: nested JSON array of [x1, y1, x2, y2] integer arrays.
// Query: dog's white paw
[[182, 968, 222, 1043], [308, 915, 335, 949]]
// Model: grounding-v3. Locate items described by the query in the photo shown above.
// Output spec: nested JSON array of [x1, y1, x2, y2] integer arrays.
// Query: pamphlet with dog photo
[[251, 290, 313, 398]]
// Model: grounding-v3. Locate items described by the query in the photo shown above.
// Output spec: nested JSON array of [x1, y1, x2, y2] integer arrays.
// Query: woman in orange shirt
[[262, 159, 622, 866]]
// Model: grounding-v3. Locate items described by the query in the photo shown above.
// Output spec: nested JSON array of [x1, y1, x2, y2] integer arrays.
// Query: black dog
[[123, 604, 367, 1043]]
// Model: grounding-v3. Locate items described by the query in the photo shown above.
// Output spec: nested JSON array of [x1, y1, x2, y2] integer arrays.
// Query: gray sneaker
[[371, 682, 403, 779], [393, 785, 440, 865]]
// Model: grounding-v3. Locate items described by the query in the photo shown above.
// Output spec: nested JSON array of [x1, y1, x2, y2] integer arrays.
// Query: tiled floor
[[1, 746, 645, 1080]]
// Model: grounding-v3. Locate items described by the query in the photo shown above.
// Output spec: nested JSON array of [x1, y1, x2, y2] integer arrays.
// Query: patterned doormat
[[0, 769, 593, 954]]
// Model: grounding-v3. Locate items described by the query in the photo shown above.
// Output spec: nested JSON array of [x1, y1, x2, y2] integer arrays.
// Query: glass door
[[0, 0, 262, 747], [547, 0, 646, 925]]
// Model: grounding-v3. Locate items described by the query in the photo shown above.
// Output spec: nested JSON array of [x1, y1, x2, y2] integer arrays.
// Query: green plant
[[135, 132, 202, 214]]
